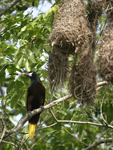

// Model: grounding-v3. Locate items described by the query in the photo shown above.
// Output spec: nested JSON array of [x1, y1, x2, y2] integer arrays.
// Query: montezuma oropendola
[[19, 71, 45, 139]]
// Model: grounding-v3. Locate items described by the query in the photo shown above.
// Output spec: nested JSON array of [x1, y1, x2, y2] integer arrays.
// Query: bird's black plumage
[[27, 72, 45, 123], [20, 71, 45, 139]]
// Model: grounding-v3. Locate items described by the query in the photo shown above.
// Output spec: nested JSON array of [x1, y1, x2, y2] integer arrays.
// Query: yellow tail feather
[[29, 123, 36, 139]]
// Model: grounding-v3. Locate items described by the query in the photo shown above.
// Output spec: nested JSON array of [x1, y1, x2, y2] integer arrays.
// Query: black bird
[[19, 71, 45, 139]]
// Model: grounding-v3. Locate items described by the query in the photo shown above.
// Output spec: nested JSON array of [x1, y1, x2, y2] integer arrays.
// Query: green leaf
[[16, 56, 23, 69], [7, 82, 15, 94], [25, 60, 31, 71], [21, 26, 27, 32]]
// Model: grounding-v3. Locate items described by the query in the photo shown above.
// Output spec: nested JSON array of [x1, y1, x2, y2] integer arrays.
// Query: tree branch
[[87, 129, 107, 150], [97, 81, 109, 87], [29, 130, 56, 150], [96, 81, 110, 91], [10, 135, 29, 150], [0, 127, 6, 143], [46, 119, 113, 128], [40, 111, 59, 126], [4, 94, 72, 135], [1, 92, 113, 144], [40, 122, 57, 129], [0, 117, 6, 142], [0, 0, 21, 17], [63, 127, 88, 146], [1, 93, 113, 140], [85, 138, 113, 150], [1, 140, 18, 148], [100, 98, 108, 125]]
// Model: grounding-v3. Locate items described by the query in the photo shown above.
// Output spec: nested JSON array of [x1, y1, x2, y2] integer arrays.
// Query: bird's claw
[[40, 106, 44, 111], [28, 111, 32, 117]]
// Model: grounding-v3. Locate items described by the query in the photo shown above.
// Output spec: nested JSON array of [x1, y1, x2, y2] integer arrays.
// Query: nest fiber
[[49, 0, 91, 55], [97, 2, 113, 83], [70, 50, 96, 104], [97, 24, 113, 83], [48, 50, 69, 89]]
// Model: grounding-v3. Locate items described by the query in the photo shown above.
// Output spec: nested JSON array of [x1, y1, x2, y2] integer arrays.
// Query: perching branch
[[4, 94, 72, 135], [0, 0, 21, 17], [85, 138, 113, 150], [1, 93, 113, 140]]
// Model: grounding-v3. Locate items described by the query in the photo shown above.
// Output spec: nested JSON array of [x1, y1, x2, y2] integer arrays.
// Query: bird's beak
[[19, 72, 32, 77], [19, 73, 25, 75]]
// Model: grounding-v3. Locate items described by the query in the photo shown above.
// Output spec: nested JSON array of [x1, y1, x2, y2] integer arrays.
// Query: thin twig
[[85, 138, 113, 150], [40, 111, 59, 126], [1, 140, 17, 148], [0, 65, 6, 72], [0, 126, 6, 143], [0, 118, 6, 142], [36, 111, 59, 131], [63, 127, 88, 146], [49, 109, 58, 122], [19, 135, 26, 150], [29, 130, 56, 150], [10, 135, 29, 150], [70, 100, 77, 105], [91, 129, 107, 147], [0, 0, 21, 17], [39, 122, 57, 130], [97, 81, 109, 87], [100, 96, 108, 125]]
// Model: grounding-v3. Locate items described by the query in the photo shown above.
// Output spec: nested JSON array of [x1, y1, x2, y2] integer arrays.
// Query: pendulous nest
[[70, 50, 96, 104], [48, 50, 69, 89], [49, 0, 91, 55], [97, 2, 113, 83], [97, 24, 113, 83], [48, 0, 97, 103]]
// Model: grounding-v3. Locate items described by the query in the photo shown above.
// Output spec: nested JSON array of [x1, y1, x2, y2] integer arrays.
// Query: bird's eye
[[29, 72, 33, 77]]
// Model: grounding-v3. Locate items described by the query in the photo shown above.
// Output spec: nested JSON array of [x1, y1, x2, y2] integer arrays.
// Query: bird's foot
[[28, 111, 32, 117], [40, 106, 44, 111]]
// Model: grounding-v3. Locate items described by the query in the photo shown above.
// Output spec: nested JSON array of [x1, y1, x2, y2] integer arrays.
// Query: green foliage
[[0, 0, 113, 150]]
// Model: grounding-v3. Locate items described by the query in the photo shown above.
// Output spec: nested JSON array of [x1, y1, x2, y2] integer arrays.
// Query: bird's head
[[19, 71, 41, 82]]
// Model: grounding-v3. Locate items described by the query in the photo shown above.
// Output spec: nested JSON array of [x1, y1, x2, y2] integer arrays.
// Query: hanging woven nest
[[97, 2, 113, 83], [97, 25, 113, 83], [69, 49, 96, 104], [48, 49, 69, 89], [49, 0, 91, 55]]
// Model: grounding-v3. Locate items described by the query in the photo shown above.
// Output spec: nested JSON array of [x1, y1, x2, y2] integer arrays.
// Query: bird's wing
[[27, 94, 34, 112]]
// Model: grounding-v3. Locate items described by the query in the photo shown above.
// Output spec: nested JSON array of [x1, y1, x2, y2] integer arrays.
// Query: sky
[[24, 0, 55, 18]]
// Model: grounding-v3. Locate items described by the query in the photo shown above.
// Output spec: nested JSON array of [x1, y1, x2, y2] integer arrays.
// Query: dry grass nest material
[[49, 0, 91, 55], [97, 24, 113, 83], [70, 50, 96, 104], [48, 50, 69, 89]]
